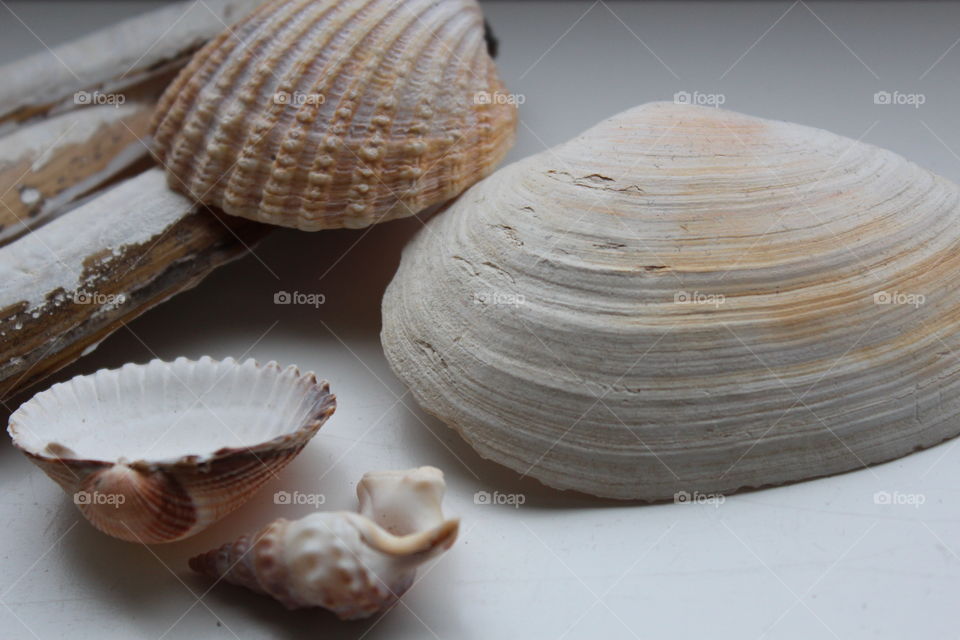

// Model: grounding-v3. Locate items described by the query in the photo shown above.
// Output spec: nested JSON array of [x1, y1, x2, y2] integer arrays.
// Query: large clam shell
[[151, 0, 517, 231], [8, 357, 336, 542], [381, 101, 960, 500]]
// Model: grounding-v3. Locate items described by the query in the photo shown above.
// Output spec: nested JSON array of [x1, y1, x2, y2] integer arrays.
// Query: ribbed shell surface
[[151, 0, 517, 230], [8, 357, 336, 542], [381, 102, 960, 500]]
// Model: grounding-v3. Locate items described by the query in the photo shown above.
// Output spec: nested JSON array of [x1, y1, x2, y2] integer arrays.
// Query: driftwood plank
[[0, 0, 266, 245], [0, 102, 155, 246], [0, 0, 264, 131], [0, 169, 269, 399]]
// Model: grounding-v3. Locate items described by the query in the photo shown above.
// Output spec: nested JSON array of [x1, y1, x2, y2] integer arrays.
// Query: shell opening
[[9, 357, 334, 463]]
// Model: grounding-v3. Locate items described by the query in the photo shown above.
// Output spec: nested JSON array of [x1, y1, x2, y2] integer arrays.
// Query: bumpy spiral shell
[[151, 0, 517, 230], [190, 467, 458, 619]]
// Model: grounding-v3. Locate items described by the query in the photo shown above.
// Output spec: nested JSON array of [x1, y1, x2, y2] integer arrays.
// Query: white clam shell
[[7, 356, 336, 542], [190, 466, 458, 619], [381, 101, 960, 500]]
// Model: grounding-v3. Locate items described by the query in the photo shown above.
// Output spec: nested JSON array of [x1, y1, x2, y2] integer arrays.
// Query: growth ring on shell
[[381, 101, 960, 500]]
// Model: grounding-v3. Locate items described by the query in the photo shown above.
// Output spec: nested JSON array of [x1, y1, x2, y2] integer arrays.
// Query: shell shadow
[[391, 392, 631, 510], [3, 211, 630, 510]]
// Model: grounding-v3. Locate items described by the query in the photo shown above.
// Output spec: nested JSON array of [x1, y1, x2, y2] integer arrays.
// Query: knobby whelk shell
[[8, 357, 336, 542], [382, 101, 960, 500], [151, 0, 517, 231], [190, 466, 459, 619]]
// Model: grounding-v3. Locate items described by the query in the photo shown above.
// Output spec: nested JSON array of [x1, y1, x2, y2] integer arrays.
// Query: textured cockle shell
[[7, 357, 336, 542], [151, 0, 517, 231], [189, 466, 459, 619], [381, 101, 960, 500]]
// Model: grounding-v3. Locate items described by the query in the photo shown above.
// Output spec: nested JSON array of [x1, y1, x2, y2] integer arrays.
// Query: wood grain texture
[[0, 103, 155, 246], [0, 0, 264, 132], [0, 169, 269, 400]]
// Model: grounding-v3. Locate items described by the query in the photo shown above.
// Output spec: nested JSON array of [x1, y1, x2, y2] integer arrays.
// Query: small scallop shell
[[7, 356, 336, 543], [189, 466, 458, 619], [151, 0, 517, 231], [381, 101, 960, 500]]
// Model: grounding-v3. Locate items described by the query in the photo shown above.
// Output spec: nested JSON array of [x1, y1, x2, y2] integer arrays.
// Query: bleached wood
[[0, 102, 154, 246], [0, 0, 264, 131], [0, 168, 268, 399]]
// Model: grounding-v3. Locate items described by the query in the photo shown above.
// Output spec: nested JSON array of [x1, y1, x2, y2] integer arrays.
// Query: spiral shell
[[8, 357, 336, 542], [190, 466, 458, 619], [151, 0, 517, 231], [381, 101, 960, 500]]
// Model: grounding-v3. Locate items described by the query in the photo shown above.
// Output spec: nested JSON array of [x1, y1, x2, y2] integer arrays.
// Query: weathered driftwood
[[0, 102, 154, 246], [0, 169, 269, 400], [0, 0, 266, 246], [0, 0, 263, 131], [0, 0, 273, 400]]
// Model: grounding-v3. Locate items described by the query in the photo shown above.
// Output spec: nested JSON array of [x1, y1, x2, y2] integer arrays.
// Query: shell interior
[[10, 356, 332, 463]]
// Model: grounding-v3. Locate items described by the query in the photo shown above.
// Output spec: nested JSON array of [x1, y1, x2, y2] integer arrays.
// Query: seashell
[[151, 0, 517, 231], [7, 356, 335, 542], [381, 101, 960, 500], [189, 466, 459, 619]]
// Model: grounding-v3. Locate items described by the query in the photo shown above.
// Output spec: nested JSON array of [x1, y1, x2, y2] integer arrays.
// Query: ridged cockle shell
[[381, 101, 960, 500], [7, 357, 336, 542], [190, 466, 459, 619], [151, 0, 517, 230]]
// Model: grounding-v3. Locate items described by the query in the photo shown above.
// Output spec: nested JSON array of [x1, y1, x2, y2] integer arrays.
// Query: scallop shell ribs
[[151, 0, 517, 230], [8, 357, 336, 542]]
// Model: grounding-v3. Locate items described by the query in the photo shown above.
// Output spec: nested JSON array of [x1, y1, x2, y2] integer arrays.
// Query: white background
[[2, 2, 959, 638]]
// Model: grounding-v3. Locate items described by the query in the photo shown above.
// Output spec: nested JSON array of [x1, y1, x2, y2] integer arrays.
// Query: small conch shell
[[189, 466, 459, 619], [7, 357, 335, 543], [151, 0, 517, 231]]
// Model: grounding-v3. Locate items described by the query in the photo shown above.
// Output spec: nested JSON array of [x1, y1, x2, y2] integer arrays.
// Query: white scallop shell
[[381, 101, 960, 500], [8, 356, 336, 542]]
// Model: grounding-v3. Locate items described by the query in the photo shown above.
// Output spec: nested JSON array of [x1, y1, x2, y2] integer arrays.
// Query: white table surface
[[2, 2, 959, 638]]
